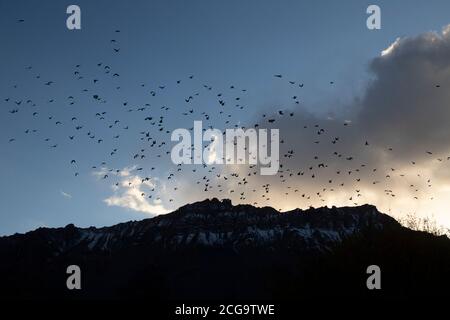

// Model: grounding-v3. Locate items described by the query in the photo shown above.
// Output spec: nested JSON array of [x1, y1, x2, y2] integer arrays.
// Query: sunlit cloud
[[104, 187, 169, 215], [94, 166, 170, 216], [381, 37, 400, 56]]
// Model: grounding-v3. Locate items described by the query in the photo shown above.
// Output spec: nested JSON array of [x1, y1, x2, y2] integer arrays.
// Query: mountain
[[1, 198, 450, 300]]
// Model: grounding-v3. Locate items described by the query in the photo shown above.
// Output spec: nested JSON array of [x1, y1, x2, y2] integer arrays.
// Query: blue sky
[[2, 0, 450, 235]]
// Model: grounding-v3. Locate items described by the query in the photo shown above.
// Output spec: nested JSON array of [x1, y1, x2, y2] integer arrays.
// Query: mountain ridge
[[0, 199, 400, 253], [1, 198, 449, 300]]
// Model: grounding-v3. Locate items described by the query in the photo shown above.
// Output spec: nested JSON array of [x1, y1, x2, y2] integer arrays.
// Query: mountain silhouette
[[1, 198, 449, 300]]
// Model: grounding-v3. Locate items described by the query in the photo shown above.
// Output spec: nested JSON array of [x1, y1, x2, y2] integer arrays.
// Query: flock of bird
[[3, 23, 445, 213]]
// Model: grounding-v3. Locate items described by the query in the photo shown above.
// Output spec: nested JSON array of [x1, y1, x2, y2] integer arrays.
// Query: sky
[[2, 0, 450, 235]]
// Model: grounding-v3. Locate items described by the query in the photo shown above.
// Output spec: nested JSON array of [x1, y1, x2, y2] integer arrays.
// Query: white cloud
[[104, 188, 169, 215], [97, 166, 170, 216], [119, 165, 138, 177], [60, 191, 72, 199]]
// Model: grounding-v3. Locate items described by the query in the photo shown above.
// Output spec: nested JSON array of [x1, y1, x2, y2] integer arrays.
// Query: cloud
[[237, 25, 450, 226], [358, 27, 450, 162], [92, 165, 137, 179], [380, 37, 400, 57], [94, 166, 170, 216], [60, 191, 72, 199], [104, 188, 169, 215]]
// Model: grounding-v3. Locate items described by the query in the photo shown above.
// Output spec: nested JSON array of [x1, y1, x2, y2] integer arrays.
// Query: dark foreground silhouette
[[1, 198, 449, 300]]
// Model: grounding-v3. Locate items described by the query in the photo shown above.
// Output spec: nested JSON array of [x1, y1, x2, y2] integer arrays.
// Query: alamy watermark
[[366, 265, 381, 290], [66, 5, 81, 30], [366, 5, 381, 30], [66, 265, 81, 290], [171, 121, 279, 175]]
